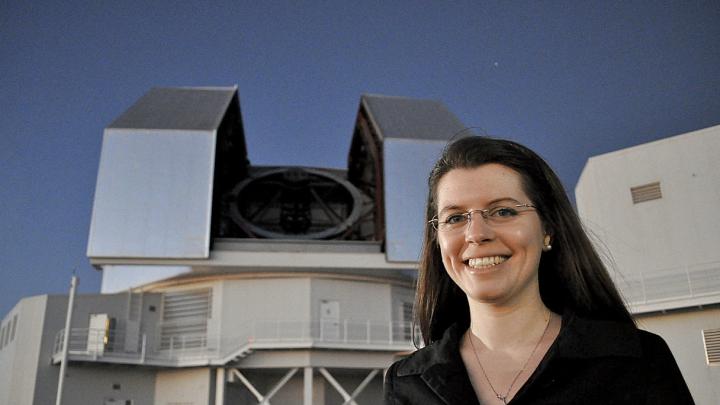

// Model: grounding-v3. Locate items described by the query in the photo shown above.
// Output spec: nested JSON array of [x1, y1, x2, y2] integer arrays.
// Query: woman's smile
[[466, 255, 509, 269]]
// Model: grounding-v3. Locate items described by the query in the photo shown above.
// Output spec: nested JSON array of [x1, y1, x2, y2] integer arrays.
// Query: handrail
[[616, 260, 720, 307], [52, 319, 415, 367]]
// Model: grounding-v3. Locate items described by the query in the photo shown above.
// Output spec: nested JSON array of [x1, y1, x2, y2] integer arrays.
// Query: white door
[[87, 313, 110, 354], [320, 300, 340, 340]]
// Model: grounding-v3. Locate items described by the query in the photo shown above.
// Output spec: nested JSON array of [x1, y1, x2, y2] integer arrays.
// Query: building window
[[10, 315, 17, 342], [630, 182, 662, 204], [702, 328, 720, 365], [401, 302, 413, 341], [1, 321, 8, 349]]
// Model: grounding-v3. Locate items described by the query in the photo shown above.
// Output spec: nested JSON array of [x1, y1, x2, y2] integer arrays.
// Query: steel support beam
[[229, 368, 299, 405], [319, 367, 380, 405], [345, 369, 380, 405]]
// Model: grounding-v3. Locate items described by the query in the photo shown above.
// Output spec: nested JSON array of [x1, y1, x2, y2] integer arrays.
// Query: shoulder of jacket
[[635, 329, 674, 357], [389, 340, 446, 377]]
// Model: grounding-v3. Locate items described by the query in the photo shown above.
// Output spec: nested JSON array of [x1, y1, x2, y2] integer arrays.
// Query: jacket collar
[[395, 311, 641, 404], [398, 323, 479, 405]]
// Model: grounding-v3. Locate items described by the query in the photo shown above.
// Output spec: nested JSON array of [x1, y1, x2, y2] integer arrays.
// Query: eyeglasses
[[429, 204, 537, 232]]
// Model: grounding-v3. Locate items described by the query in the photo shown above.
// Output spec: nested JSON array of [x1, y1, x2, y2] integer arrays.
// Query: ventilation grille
[[703, 328, 720, 365], [162, 289, 212, 321], [159, 288, 212, 349], [631, 182, 662, 204]]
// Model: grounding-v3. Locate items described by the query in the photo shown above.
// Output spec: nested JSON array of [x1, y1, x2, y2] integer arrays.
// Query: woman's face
[[435, 163, 546, 307]]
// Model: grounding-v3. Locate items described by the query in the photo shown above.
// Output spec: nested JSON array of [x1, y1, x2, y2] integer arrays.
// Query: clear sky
[[2, 1, 719, 316]]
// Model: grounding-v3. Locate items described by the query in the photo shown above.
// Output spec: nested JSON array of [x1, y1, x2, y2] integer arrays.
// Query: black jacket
[[384, 312, 694, 404]]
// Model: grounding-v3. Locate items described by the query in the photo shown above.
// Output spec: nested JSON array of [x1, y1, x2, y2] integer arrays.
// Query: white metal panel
[[87, 128, 216, 259], [383, 138, 447, 262], [100, 265, 190, 293]]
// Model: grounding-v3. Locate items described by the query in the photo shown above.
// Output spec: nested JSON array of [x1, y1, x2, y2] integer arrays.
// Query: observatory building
[[576, 124, 720, 404], [0, 87, 465, 405]]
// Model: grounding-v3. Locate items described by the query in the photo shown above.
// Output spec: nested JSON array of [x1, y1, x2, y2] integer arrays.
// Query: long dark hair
[[415, 136, 633, 345]]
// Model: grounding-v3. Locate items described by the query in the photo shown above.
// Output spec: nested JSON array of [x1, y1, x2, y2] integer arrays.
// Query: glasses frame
[[429, 203, 537, 232]]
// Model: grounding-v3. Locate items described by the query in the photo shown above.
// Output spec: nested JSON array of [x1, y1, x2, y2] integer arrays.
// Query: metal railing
[[614, 260, 720, 311], [53, 319, 415, 366]]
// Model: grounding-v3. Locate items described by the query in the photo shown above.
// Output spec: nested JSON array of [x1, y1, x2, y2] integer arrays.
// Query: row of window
[[0, 314, 18, 351]]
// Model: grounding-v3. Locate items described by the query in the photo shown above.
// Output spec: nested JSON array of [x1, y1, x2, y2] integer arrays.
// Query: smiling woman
[[383, 136, 695, 405]]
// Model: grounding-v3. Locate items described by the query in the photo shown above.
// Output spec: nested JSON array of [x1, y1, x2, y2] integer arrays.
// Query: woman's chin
[[462, 284, 508, 304]]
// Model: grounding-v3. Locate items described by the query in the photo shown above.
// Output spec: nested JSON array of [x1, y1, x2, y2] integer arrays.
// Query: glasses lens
[[435, 205, 534, 231], [437, 213, 469, 231], [485, 206, 520, 225]]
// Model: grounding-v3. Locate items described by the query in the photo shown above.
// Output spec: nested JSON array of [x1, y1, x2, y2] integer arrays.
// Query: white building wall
[[215, 276, 399, 344], [576, 125, 720, 312], [220, 277, 312, 341], [637, 308, 720, 405], [154, 368, 212, 405], [61, 365, 156, 405], [0, 296, 46, 405], [310, 278, 392, 323]]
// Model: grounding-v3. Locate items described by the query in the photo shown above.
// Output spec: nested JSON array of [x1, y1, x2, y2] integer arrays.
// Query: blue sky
[[2, 1, 719, 316]]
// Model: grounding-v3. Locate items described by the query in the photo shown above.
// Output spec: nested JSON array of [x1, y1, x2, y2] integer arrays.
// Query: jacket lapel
[[398, 324, 480, 405], [422, 362, 480, 405]]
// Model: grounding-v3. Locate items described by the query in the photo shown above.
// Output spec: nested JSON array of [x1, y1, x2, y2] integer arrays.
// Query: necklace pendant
[[497, 394, 508, 404]]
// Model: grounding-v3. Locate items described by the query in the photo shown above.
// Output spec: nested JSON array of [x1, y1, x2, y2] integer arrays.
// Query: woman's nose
[[464, 213, 494, 243]]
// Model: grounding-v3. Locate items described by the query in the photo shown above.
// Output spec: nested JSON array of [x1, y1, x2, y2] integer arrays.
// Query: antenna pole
[[55, 274, 78, 405]]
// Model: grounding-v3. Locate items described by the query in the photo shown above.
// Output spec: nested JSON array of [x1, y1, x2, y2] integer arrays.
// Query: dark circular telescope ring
[[228, 167, 363, 240]]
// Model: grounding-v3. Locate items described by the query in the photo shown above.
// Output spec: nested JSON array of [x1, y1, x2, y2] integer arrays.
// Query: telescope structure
[[0, 87, 465, 405]]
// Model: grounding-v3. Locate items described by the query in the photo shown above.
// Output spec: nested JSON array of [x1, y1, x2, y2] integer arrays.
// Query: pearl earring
[[543, 235, 552, 252]]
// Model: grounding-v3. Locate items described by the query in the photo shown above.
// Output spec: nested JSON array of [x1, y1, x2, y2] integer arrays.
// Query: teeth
[[467, 256, 508, 269]]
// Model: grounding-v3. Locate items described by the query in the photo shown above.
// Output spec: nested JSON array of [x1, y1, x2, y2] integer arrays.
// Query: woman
[[384, 136, 694, 404]]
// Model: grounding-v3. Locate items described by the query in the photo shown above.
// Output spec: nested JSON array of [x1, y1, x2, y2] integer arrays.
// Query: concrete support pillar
[[215, 368, 226, 405], [303, 367, 313, 405]]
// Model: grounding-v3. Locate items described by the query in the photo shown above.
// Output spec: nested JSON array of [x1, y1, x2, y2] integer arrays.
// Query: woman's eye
[[491, 207, 518, 217], [444, 214, 467, 224]]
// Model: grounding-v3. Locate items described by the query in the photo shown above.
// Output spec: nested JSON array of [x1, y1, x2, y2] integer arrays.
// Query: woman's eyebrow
[[437, 205, 462, 217], [486, 197, 521, 206], [437, 197, 521, 216]]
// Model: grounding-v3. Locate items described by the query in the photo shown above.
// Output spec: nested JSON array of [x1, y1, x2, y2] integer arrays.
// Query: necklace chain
[[467, 313, 552, 405]]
